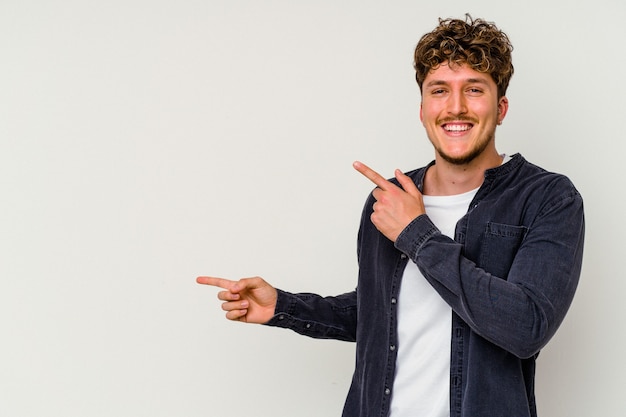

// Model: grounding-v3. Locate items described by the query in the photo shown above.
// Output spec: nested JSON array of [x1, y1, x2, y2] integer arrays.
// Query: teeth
[[444, 124, 471, 132]]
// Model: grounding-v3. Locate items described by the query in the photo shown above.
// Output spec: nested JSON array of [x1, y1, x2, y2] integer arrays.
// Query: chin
[[437, 146, 485, 165], [434, 134, 494, 166]]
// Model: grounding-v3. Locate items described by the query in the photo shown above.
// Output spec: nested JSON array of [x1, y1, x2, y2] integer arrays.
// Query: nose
[[447, 90, 468, 116]]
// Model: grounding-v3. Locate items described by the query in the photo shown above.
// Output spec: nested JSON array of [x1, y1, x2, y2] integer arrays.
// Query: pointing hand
[[353, 161, 425, 242]]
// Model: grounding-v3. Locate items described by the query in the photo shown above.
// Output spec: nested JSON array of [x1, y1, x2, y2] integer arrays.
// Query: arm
[[353, 161, 584, 358], [265, 289, 358, 342], [396, 189, 584, 358], [196, 276, 358, 341]]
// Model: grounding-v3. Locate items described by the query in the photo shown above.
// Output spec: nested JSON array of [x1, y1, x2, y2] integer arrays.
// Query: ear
[[419, 103, 424, 123], [497, 96, 509, 125]]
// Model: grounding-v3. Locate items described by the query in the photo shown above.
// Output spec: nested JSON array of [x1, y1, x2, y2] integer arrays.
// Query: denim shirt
[[266, 154, 585, 417]]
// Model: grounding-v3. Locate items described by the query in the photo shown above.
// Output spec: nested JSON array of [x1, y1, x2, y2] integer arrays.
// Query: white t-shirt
[[390, 155, 510, 417], [389, 188, 477, 417]]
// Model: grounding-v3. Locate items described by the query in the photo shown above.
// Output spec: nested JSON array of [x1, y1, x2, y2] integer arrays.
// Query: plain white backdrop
[[1, 0, 624, 415]]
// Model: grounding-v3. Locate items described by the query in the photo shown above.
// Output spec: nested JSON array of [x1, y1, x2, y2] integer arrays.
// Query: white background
[[1, 0, 624, 416]]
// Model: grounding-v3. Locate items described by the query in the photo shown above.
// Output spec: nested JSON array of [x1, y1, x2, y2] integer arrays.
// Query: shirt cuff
[[264, 288, 295, 327], [394, 214, 441, 259]]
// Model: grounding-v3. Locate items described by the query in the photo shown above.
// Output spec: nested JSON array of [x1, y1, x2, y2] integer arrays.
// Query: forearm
[[396, 205, 584, 358], [265, 289, 358, 342]]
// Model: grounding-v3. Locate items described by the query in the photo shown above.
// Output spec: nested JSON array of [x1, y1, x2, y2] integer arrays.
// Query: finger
[[394, 169, 420, 196], [221, 300, 249, 312], [225, 309, 248, 321], [353, 161, 393, 190], [196, 276, 237, 290], [217, 290, 240, 302]]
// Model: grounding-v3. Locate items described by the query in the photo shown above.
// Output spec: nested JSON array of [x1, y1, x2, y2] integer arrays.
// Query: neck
[[423, 150, 503, 196]]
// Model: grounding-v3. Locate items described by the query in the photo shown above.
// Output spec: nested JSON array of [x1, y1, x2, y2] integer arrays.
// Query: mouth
[[442, 122, 474, 133]]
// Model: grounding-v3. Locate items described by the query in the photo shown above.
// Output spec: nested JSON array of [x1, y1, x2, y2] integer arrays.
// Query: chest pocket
[[479, 222, 528, 280]]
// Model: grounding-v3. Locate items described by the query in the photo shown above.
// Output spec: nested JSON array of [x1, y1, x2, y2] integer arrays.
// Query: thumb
[[395, 169, 421, 197], [232, 276, 264, 293]]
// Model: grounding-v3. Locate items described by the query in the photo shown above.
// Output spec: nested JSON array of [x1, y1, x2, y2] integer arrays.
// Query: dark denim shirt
[[266, 154, 585, 417]]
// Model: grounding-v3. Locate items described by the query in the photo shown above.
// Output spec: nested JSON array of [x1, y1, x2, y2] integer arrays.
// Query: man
[[197, 15, 585, 417]]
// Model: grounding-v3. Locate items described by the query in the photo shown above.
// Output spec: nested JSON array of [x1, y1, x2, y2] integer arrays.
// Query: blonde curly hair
[[414, 15, 514, 98]]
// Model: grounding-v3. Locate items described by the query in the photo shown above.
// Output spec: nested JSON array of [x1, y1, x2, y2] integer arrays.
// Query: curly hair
[[414, 15, 514, 98]]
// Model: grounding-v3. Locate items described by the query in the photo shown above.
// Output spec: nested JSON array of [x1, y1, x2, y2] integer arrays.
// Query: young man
[[197, 16, 585, 417]]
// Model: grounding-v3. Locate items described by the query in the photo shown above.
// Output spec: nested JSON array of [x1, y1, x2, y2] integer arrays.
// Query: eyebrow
[[425, 78, 490, 88]]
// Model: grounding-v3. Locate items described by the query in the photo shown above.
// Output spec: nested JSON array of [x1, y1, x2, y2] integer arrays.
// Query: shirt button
[[391, 298, 397, 304], [385, 388, 391, 395], [390, 345, 396, 351], [306, 323, 311, 329], [400, 253, 407, 259]]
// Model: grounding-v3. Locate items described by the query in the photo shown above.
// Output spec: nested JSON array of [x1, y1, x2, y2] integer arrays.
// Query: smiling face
[[420, 63, 509, 166]]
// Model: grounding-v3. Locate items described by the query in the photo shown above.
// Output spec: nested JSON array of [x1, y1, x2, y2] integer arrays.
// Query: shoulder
[[501, 154, 580, 197], [493, 155, 583, 218]]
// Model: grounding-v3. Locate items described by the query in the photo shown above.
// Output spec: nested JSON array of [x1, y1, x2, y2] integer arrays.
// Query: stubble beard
[[431, 124, 497, 166], [435, 135, 493, 165]]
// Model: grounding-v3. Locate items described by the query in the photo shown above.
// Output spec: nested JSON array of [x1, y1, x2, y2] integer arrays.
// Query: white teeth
[[444, 124, 471, 132]]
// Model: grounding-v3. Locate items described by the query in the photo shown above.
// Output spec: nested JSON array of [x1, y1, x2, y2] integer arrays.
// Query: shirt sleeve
[[264, 289, 358, 342]]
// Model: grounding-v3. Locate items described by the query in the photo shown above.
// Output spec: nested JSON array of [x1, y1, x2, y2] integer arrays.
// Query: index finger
[[196, 276, 237, 290], [353, 161, 393, 190]]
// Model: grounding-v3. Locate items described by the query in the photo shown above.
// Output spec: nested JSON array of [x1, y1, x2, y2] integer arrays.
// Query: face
[[420, 63, 508, 166]]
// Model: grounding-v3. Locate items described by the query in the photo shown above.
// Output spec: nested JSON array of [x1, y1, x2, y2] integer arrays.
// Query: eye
[[467, 87, 484, 96]]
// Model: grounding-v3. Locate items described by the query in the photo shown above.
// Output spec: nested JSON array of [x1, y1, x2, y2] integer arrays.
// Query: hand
[[196, 276, 278, 324], [353, 161, 425, 242]]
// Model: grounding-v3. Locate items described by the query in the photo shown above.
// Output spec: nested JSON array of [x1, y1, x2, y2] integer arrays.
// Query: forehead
[[423, 63, 495, 88]]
